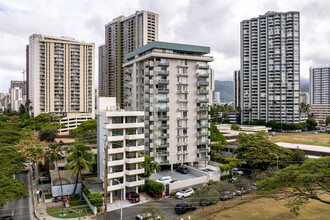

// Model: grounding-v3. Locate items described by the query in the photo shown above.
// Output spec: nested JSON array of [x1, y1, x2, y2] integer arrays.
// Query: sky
[[0, 0, 329, 93]]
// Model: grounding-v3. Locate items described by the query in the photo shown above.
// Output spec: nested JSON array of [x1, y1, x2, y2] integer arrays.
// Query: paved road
[[97, 197, 192, 220], [0, 172, 34, 220]]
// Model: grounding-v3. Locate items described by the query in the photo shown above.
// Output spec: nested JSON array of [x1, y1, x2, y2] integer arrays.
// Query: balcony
[[158, 125, 169, 130], [126, 145, 144, 152], [197, 64, 209, 69], [158, 117, 169, 121], [158, 134, 169, 139], [158, 143, 169, 148], [108, 171, 124, 179], [126, 168, 144, 175], [108, 148, 124, 154], [197, 73, 209, 78], [145, 72, 150, 76], [198, 99, 209, 103], [107, 184, 122, 191], [158, 160, 169, 166], [198, 106, 209, 111], [108, 159, 124, 166], [157, 151, 169, 157], [198, 148, 210, 153], [125, 134, 144, 140], [157, 61, 169, 66], [198, 124, 209, 128], [198, 132, 210, 137], [199, 157, 210, 161], [198, 140, 210, 145], [126, 157, 144, 164], [198, 115, 209, 120], [126, 179, 145, 187], [157, 98, 169, 103], [158, 79, 169, 85], [158, 107, 169, 112], [158, 89, 169, 94], [198, 90, 209, 95], [157, 71, 169, 76], [106, 122, 144, 129]]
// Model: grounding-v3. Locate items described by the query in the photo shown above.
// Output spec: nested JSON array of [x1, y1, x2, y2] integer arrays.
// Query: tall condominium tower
[[9, 80, 26, 111], [214, 92, 221, 105], [310, 66, 330, 122], [233, 70, 240, 109], [102, 10, 159, 107], [240, 11, 300, 123], [123, 41, 214, 168], [98, 44, 107, 97], [28, 34, 95, 132]]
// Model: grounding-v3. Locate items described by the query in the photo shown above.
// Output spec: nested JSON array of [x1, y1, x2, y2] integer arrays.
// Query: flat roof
[[276, 142, 330, 153], [125, 41, 210, 60]]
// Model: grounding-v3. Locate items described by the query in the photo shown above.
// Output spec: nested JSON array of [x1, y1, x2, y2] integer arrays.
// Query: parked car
[[52, 196, 63, 203], [174, 203, 196, 214], [38, 177, 51, 184], [233, 168, 244, 175], [176, 166, 189, 174], [1, 216, 13, 220], [126, 191, 140, 203], [136, 213, 161, 220], [155, 176, 173, 184], [175, 188, 194, 199]]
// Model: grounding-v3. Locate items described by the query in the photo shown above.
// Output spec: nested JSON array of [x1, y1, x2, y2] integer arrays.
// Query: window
[[111, 153, 123, 161], [126, 128, 136, 135], [112, 117, 123, 124], [126, 116, 136, 123], [112, 129, 123, 136]]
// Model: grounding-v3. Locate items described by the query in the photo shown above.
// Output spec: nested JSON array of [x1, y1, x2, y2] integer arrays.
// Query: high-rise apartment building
[[123, 41, 213, 168], [102, 10, 159, 107], [98, 45, 107, 97], [28, 34, 95, 132], [310, 67, 330, 105], [300, 92, 309, 105], [96, 97, 145, 203], [240, 11, 300, 123], [9, 80, 26, 112], [233, 70, 241, 109], [214, 92, 221, 105], [310, 66, 330, 122]]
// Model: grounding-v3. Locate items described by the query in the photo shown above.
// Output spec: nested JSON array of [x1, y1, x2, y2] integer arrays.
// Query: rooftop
[[125, 41, 211, 60]]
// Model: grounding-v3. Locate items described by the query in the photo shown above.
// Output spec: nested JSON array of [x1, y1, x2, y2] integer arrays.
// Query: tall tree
[[326, 115, 330, 126], [257, 157, 330, 215], [139, 155, 161, 178], [38, 126, 58, 143], [24, 145, 44, 179], [139, 204, 164, 220], [46, 143, 64, 196], [208, 123, 228, 151], [65, 141, 93, 195]]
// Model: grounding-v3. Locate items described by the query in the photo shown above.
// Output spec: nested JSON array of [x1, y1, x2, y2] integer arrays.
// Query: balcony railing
[[157, 71, 169, 76], [197, 64, 210, 69], [158, 134, 169, 139], [198, 81, 209, 86], [158, 125, 169, 130], [157, 61, 169, 66], [197, 73, 209, 78], [158, 107, 169, 112], [158, 79, 169, 84]]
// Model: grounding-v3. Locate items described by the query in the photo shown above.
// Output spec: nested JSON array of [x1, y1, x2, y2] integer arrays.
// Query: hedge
[[83, 187, 103, 207]]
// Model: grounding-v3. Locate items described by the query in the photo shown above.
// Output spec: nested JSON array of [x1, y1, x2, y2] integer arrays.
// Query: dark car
[[38, 176, 51, 184], [176, 166, 189, 174], [174, 203, 196, 214], [126, 192, 140, 203], [1, 216, 13, 220]]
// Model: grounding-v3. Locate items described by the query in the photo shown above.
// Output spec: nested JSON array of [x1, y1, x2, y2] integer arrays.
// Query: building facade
[[214, 92, 220, 105], [310, 67, 330, 105], [9, 80, 26, 111], [300, 92, 310, 105], [240, 11, 300, 123], [28, 34, 95, 132], [98, 45, 107, 97], [96, 97, 145, 203], [233, 70, 241, 109], [102, 10, 159, 107], [123, 41, 213, 168]]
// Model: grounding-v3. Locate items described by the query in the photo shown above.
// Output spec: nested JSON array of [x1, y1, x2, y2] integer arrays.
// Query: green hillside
[[214, 80, 233, 103]]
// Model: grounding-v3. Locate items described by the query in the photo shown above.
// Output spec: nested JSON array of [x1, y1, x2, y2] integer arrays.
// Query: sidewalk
[[31, 166, 94, 220]]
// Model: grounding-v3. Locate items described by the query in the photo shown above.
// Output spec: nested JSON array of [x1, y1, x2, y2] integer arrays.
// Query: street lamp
[[114, 179, 123, 220], [270, 152, 279, 172]]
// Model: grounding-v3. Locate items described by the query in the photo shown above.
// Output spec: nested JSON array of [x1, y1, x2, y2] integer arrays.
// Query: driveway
[[149, 170, 200, 182]]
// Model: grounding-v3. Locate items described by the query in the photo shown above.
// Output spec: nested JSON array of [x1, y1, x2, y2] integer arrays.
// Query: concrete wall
[[82, 192, 98, 215], [51, 183, 82, 197]]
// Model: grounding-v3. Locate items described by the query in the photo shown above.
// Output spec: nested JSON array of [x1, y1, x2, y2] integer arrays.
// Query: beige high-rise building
[[123, 41, 213, 168], [102, 10, 159, 107], [28, 34, 95, 132]]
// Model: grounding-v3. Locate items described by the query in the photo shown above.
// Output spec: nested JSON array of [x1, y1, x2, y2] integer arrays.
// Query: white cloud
[[0, 0, 329, 93]]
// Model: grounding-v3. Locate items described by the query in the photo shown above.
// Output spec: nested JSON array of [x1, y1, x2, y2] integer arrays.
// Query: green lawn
[[179, 192, 330, 220], [270, 133, 330, 147], [47, 206, 92, 218]]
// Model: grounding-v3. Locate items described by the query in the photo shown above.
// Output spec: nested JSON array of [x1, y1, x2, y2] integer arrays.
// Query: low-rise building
[[96, 97, 145, 203]]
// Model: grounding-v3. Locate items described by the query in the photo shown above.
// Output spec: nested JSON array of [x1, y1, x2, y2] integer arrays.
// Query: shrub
[[231, 124, 241, 131], [146, 180, 164, 197], [45, 194, 53, 199], [83, 187, 103, 207]]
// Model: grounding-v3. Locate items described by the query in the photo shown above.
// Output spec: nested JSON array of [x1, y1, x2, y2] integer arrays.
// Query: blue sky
[[0, 0, 329, 93]]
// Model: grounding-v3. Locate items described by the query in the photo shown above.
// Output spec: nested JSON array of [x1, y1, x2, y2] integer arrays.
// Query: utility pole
[[104, 144, 108, 220]]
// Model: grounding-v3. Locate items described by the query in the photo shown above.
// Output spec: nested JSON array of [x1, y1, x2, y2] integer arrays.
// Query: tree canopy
[[139, 204, 164, 220], [38, 126, 58, 143], [69, 119, 97, 144], [257, 157, 330, 215], [209, 123, 227, 151], [139, 154, 161, 178], [326, 116, 330, 126], [236, 130, 268, 145]]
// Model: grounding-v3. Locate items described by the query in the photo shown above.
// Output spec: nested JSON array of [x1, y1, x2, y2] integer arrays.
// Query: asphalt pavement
[[0, 172, 35, 220], [97, 197, 193, 220]]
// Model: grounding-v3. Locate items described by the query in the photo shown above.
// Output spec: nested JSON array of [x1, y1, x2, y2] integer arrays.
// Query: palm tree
[[139, 154, 161, 178], [24, 145, 44, 179], [46, 143, 64, 197], [65, 141, 93, 196]]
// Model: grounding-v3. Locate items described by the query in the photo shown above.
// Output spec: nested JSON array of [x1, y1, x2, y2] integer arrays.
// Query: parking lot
[[149, 169, 201, 182]]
